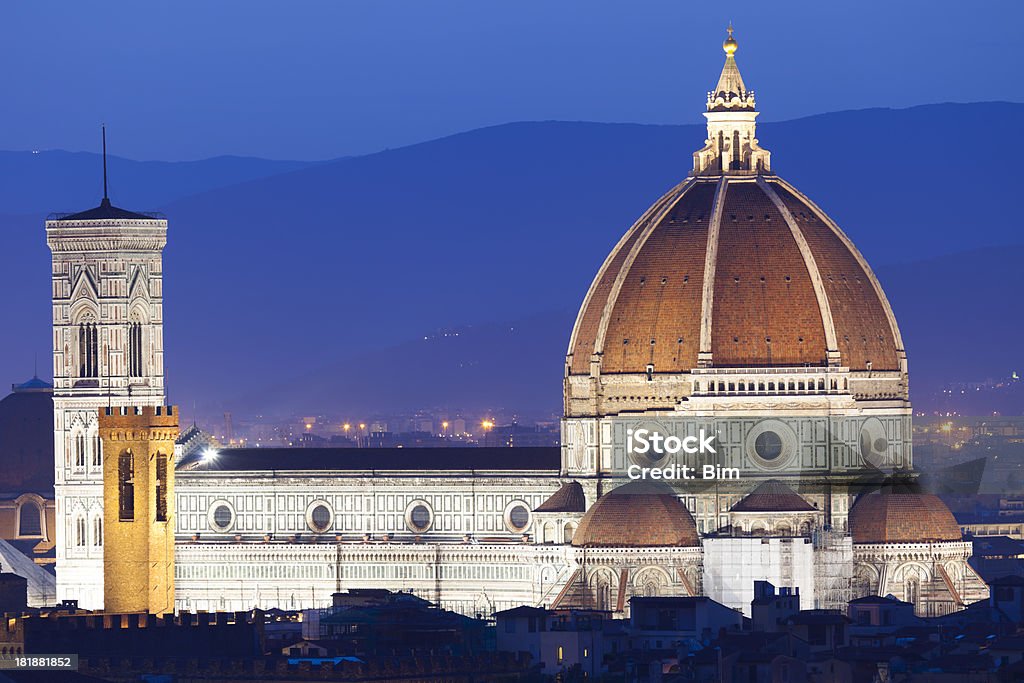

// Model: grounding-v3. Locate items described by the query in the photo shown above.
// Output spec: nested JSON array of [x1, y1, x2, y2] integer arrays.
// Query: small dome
[[849, 486, 962, 544], [730, 480, 816, 513], [535, 481, 586, 513], [572, 480, 699, 548]]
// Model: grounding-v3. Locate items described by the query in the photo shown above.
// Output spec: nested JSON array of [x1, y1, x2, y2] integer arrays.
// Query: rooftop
[[180, 446, 560, 473]]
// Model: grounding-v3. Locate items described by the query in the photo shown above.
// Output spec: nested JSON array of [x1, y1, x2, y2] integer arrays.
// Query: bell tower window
[[78, 322, 98, 378], [128, 321, 143, 377], [118, 450, 135, 521], [74, 432, 87, 468]]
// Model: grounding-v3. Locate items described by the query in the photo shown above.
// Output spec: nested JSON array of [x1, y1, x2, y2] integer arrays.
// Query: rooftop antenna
[[101, 124, 109, 203]]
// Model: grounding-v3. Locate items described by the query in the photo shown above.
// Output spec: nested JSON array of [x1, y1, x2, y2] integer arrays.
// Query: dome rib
[[697, 177, 729, 365], [772, 177, 905, 370], [566, 179, 691, 376], [759, 178, 840, 363], [591, 178, 698, 367]]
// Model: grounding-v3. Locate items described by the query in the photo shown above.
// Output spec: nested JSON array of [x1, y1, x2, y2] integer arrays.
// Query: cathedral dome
[[849, 488, 962, 544], [572, 480, 699, 548], [564, 28, 905, 416], [566, 175, 902, 376]]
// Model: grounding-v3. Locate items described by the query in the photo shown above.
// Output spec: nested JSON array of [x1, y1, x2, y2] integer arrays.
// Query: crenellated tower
[[99, 405, 178, 614], [46, 129, 168, 609]]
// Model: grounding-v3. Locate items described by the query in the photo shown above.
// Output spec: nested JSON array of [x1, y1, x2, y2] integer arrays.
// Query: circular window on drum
[[306, 501, 334, 533], [208, 501, 235, 533], [860, 417, 889, 469], [504, 501, 531, 534], [745, 420, 798, 470], [626, 419, 673, 469], [405, 500, 434, 533]]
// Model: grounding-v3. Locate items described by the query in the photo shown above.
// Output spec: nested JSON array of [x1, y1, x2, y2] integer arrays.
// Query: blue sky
[[1, 0, 1019, 160]]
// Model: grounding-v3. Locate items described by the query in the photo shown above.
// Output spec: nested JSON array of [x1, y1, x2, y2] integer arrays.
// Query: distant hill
[[0, 151, 314, 215], [235, 246, 1024, 417], [0, 103, 1021, 415]]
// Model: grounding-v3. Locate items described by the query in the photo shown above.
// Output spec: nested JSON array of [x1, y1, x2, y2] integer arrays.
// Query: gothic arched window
[[78, 322, 98, 378], [905, 577, 920, 607], [75, 516, 87, 547], [93, 516, 103, 547], [118, 451, 135, 521], [91, 430, 102, 468], [74, 432, 87, 468], [127, 321, 143, 377]]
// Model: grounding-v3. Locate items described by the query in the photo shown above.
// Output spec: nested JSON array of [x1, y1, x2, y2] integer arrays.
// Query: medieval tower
[[99, 405, 178, 614]]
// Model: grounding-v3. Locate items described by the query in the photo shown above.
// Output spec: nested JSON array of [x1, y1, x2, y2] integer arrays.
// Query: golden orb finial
[[723, 23, 738, 55]]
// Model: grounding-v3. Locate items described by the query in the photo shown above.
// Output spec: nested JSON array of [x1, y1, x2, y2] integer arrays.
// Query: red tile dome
[[566, 176, 903, 377], [572, 480, 699, 548], [849, 488, 962, 544]]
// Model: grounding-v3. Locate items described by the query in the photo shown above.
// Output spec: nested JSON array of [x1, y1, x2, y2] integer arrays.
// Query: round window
[[308, 503, 333, 533], [754, 431, 783, 460], [859, 417, 890, 468], [211, 503, 234, 532], [745, 420, 797, 470], [506, 503, 530, 533], [408, 503, 433, 533]]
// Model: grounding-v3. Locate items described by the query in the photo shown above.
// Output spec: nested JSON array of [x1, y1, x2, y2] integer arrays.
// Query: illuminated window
[[557, 646, 564, 665], [118, 451, 135, 521]]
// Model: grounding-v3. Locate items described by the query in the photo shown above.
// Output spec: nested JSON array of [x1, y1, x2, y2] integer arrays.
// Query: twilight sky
[[1, 0, 1019, 161]]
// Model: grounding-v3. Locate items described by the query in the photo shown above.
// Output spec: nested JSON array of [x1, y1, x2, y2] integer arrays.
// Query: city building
[[52, 28, 986, 620]]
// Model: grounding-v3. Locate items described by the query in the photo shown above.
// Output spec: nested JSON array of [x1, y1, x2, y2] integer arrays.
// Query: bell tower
[[46, 128, 168, 609], [99, 406, 178, 614]]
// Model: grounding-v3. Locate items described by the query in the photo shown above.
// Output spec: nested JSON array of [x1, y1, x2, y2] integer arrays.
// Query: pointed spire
[[708, 24, 754, 111], [101, 125, 110, 206]]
